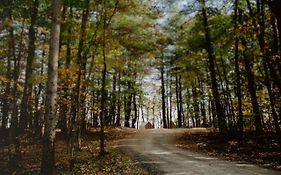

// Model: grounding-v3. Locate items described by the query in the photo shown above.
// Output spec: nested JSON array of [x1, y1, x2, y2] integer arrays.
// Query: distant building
[[145, 122, 154, 129]]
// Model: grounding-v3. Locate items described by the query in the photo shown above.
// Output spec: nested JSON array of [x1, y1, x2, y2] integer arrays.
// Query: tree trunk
[[131, 92, 138, 128], [40, 0, 62, 174], [59, 6, 73, 138], [109, 73, 117, 126], [161, 58, 167, 128], [192, 85, 200, 128], [179, 76, 185, 126], [2, 5, 14, 130], [116, 72, 121, 126], [71, 0, 90, 149], [11, 20, 25, 136], [270, 0, 281, 49], [200, 0, 227, 134], [234, 0, 244, 137], [20, 0, 39, 130], [176, 76, 182, 127], [124, 87, 132, 127], [99, 1, 107, 157], [256, 0, 280, 137], [34, 53, 44, 137], [241, 39, 263, 135]]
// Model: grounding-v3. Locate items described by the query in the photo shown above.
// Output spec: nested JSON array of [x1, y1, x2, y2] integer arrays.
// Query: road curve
[[118, 129, 281, 175]]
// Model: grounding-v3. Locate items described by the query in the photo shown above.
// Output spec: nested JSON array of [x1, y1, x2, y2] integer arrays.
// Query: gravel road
[[118, 129, 281, 175]]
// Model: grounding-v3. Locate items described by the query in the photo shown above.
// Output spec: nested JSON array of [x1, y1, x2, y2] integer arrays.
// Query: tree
[[200, 0, 227, 134], [20, 0, 39, 130], [40, 0, 62, 174]]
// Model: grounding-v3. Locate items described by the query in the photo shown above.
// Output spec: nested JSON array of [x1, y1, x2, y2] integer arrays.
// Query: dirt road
[[118, 129, 281, 175]]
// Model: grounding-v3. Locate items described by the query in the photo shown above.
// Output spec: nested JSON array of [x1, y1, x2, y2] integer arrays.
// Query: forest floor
[[0, 127, 145, 175], [119, 128, 281, 174], [1, 128, 280, 174], [176, 128, 281, 171]]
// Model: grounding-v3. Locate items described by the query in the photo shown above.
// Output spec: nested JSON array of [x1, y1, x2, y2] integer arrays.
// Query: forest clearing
[[1, 0, 281, 174]]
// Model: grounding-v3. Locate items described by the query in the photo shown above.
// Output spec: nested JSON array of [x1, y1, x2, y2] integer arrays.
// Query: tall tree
[[161, 55, 168, 128], [20, 0, 39, 130], [234, 0, 244, 137], [200, 0, 227, 134], [40, 0, 62, 174]]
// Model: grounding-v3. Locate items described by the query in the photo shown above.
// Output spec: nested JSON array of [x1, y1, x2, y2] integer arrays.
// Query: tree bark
[[99, 0, 107, 157], [200, 0, 227, 134], [176, 75, 182, 127], [116, 72, 121, 126], [2, 5, 14, 130], [241, 39, 263, 135], [234, 0, 244, 137], [40, 0, 62, 174], [161, 58, 167, 128], [131, 92, 138, 128], [20, 0, 39, 130], [269, 0, 281, 49]]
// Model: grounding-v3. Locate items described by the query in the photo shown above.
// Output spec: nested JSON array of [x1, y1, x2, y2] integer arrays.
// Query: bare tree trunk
[[256, 0, 280, 137], [11, 20, 25, 136], [59, 5, 73, 138], [179, 76, 185, 126], [109, 73, 117, 125], [241, 38, 263, 135], [124, 86, 132, 127], [192, 84, 200, 128], [116, 72, 121, 126], [269, 0, 281, 49], [40, 0, 62, 174], [176, 75, 182, 127], [20, 0, 39, 130], [132, 92, 138, 128], [161, 57, 167, 128], [2, 6, 14, 130], [200, 0, 227, 134], [234, 0, 244, 138], [34, 52, 45, 137], [99, 0, 107, 157]]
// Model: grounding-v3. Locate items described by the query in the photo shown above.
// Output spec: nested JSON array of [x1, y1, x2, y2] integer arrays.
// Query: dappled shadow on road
[[119, 128, 281, 175]]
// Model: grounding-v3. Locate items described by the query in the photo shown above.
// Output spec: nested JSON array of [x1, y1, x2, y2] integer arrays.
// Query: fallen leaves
[[176, 131, 281, 170]]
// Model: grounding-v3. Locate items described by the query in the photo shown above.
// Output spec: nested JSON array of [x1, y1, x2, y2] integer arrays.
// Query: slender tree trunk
[[200, 0, 227, 134], [2, 6, 14, 130], [40, 0, 62, 174], [199, 79, 207, 127], [72, 0, 90, 148], [109, 73, 117, 125], [256, 0, 280, 137], [241, 39, 263, 135], [170, 83, 173, 127], [179, 76, 185, 126], [116, 72, 121, 126], [20, 0, 39, 130], [99, 1, 107, 157], [59, 6, 73, 138], [176, 76, 182, 127], [124, 86, 132, 127], [269, 0, 281, 49], [161, 58, 167, 128], [132, 92, 138, 128], [34, 54, 44, 137], [11, 20, 25, 136], [234, 0, 244, 137]]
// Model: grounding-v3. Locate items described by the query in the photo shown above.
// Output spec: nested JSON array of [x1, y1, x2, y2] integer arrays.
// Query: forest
[[0, 0, 281, 174]]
